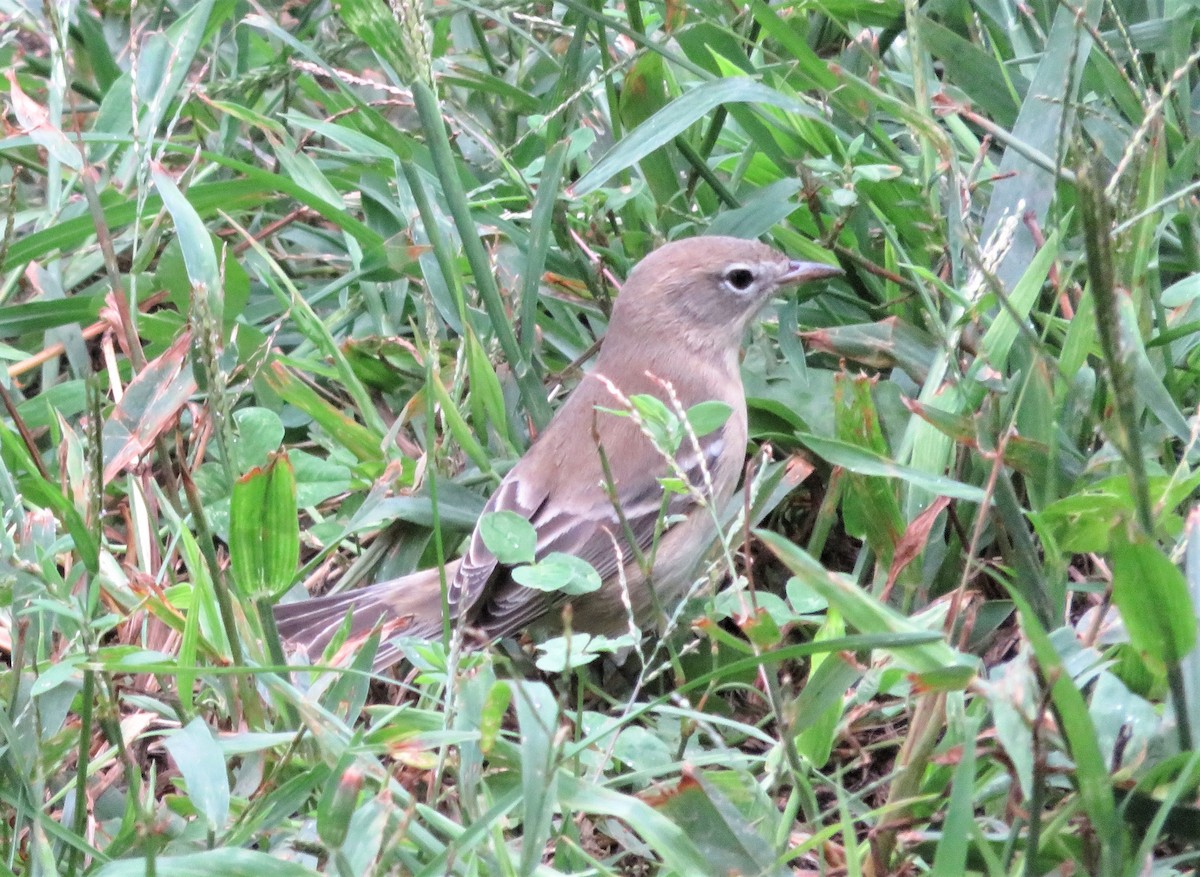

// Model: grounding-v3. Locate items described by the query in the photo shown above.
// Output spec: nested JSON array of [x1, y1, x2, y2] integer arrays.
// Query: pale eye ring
[[724, 267, 755, 291]]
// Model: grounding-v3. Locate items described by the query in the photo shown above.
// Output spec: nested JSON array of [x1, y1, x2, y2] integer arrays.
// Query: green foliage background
[[1, 0, 1199, 873]]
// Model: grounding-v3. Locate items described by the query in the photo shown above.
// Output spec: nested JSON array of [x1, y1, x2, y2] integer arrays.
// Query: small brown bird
[[275, 236, 841, 668]]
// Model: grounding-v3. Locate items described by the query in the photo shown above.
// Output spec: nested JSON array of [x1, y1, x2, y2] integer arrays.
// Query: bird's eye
[[724, 267, 755, 291]]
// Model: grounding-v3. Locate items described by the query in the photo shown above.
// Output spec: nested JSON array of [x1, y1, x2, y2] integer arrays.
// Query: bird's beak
[[780, 259, 843, 285]]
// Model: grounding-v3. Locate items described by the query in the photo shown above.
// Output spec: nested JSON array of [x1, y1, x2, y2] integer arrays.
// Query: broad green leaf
[[571, 78, 822, 196], [758, 530, 978, 688], [1112, 529, 1197, 665], [919, 16, 1020, 127], [151, 167, 222, 324], [706, 179, 804, 240], [512, 553, 602, 595], [686, 400, 733, 437], [833, 373, 904, 566], [261, 361, 384, 468], [162, 717, 230, 835], [94, 849, 316, 877], [535, 632, 637, 672], [1007, 589, 1120, 866], [648, 770, 790, 877], [316, 761, 363, 849], [0, 296, 102, 335], [976, 0, 1103, 291], [1163, 273, 1200, 306], [793, 610, 850, 766], [930, 712, 981, 877], [514, 681, 559, 875], [229, 465, 267, 599], [340, 799, 388, 873], [557, 775, 710, 874], [479, 511, 537, 565], [801, 317, 939, 384], [229, 453, 299, 600], [977, 230, 1059, 373], [797, 433, 985, 503], [617, 52, 678, 207]]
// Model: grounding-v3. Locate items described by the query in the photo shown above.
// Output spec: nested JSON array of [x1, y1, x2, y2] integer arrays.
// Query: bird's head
[[605, 236, 842, 355]]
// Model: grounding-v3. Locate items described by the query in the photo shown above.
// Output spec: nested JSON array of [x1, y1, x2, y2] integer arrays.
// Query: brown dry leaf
[[784, 452, 816, 486], [6, 69, 85, 171], [102, 332, 197, 484], [884, 495, 951, 598]]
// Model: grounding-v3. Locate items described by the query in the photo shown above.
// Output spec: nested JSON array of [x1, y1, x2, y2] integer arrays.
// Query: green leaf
[[229, 452, 299, 600], [93, 849, 317, 877], [316, 762, 364, 849], [334, 0, 425, 83], [686, 400, 732, 437], [535, 632, 637, 672], [1163, 273, 1200, 306], [797, 433, 986, 503], [557, 774, 710, 875], [617, 52, 678, 207], [800, 319, 939, 384], [833, 373, 904, 567], [229, 465, 267, 599], [626, 393, 683, 452], [261, 453, 300, 597], [977, 230, 1059, 373], [152, 166, 223, 323], [792, 632, 858, 766], [1112, 529, 1197, 665], [785, 577, 828, 615], [758, 530, 978, 689], [649, 770, 790, 877], [0, 296, 102, 336], [162, 717, 230, 835], [930, 713, 981, 877], [229, 407, 285, 476], [919, 16, 1019, 127], [570, 78, 822, 196], [976, 0, 1103, 291], [91, 0, 228, 145], [479, 511, 537, 565], [0, 423, 100, 575], [1006, 589, 1120, 864], [514, 681, 559, 875], [512, 553, 602, 595], [479, 681, 512, 753], [261, 361, 384, 468], [428, 368, 496, 479], [465, 330, 511, 451]]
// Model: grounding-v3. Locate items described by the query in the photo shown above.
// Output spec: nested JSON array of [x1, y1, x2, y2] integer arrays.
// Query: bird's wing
[[449, 472, 548, 615], [538, 427, 727, 576], [466, 425, 731, 636]]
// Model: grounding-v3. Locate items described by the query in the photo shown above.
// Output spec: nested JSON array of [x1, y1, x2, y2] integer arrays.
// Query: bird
[[274, 236, 841, 669]]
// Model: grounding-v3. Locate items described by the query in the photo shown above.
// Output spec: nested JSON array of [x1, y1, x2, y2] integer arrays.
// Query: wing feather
[[451, 474, 548, 614], [468, 427, 729, 636]]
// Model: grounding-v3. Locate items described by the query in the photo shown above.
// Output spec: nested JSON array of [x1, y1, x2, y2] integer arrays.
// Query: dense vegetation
[[2, 0, 1199, 873]]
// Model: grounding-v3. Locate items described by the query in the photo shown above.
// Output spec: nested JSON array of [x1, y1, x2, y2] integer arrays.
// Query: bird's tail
[[274, 559, 462, 670]]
